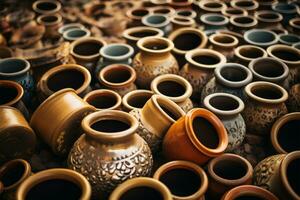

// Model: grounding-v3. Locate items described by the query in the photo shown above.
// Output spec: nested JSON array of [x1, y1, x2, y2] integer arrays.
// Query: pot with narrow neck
[[209, 33, 239, 60], [229, 15, 258, 34]]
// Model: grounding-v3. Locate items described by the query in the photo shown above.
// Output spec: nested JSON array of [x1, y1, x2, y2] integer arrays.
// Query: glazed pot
[[229, 15, 258, 34], [175, 8, 197, 19], [278, 33, 300, 45], [98, 64, 137, 97], [151, 6, 176, 17], [68, 110, 153, 197], [30, 89, 96, 156], [180, 48, 226, 99], [207, 153, 253, 200], [286, 83, 300, 112], [37, 13, 62, 38], [163, 108, 228, 165], [231, 0, 259, 15], [0, 159, 31, 200], [142, 14, 172, 35], [289, 18, 300, 34], [244, 29, 278, 48], [16, 168, 91, 200], [203, 93, 246, 152], [109, 177, 172, 200], [153, 160, 208, 200], [221, 7, 248, 18], [126, 8, 152, 27], [0, 46, 13, 59], [122, 90, 153, 112], [234, 45, 268, 66], [170, 16, 195, 31], [200, 13, 229, 31], [255, 10, 283, 29], [201, 63, 253, 102], [209, 33, 239, 60], [129, 94, 185, 153], [0, 106, 36, 164], [272, 2, 298, 25], [168, 28, 208, 68], [32, 0, 61, 15], [198, 0, 227, 14], [253, 151, 300, 200], [242, 81, 288, 135], [133, 36, 179, 89], [63, 28, 91, 42], [58, 23, 85, 35], [151, 74, 193, 112]]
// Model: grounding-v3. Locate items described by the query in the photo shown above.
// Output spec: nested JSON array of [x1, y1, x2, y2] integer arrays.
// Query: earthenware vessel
[[289, 18, 300, 34], [180, 49, 226, 99], [257, 0, 278, 10], [151, 6, 176, 16], [153, 160, 208, 200], [253, 151, 300, 200], [286, 84, 300, 112], [109, 177, 172, 200], [244, 29, 278, 48], [58, 23, 85, 35], [272, 2, 298, 25], [200, 13, 229, 30], [36, 13, 62, 38], [170, 0, 193, 9], [129, 95, 185, 153], [231, 0, 259, 15], [198, 0, 227, 14], [175, 8, 197, 19], [16, 168, 91, 200], [68, 110, 153, 197], [122, 90, 153, 112], [278, 33, 300, 45], [0, 46, 13, 59], [170, 16, 195, 31], [63, 28, 91, 42], [126, 8, 152, 27], [229, 15, 258, 34], [0, 159, 31, 200], [32, 0, 61, 15], [30, 89, 95, 156], [221, 7, 248, 18], [133, 36, 178, 89], [207, 153, 253, 199], [242, 81, 288, 135], [234, 45, 268, 66], [269, 27, 288, 35], [163, 108, 228, 165], [255, 10, 283, 29], [293, 42, 300, 50], [142, 14, 172, 35], [0, 106, 36, 164], [209, 33, 239, 60]]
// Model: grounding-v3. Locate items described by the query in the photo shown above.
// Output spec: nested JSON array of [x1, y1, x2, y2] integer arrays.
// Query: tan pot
[[255, 10, 283, 29], [170, 16, 195, 31], [126, 8, 153, 27], [122, 89, 154, 112], [36, 13, 62, 38], [199, 0, 227, 14], [32, 0, 61, 15], [221, 7, 248, 18], [231, 0, 259, 15], [151, 6, 176, 16], [175, 8, 197, 19], [169, 0, 193, 9], [286, 83, 300, 112], [209, 33, 239, 60], [229, 15, 258, 34], [234, 45, 268, 66]]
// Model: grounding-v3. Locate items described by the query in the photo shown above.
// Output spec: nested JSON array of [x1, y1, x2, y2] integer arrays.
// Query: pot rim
[[58, 23, 85, 34], [70, 37, 106, 60], [122, 89, 153, 111], [63, 28, 91, 41], [137, 36, 174, 54], [278, 33, 300, 45], [36, 13, 62, 26], [0, 80, 24, 106], [32, 0, 61, 15], [175, 9, 197, 18], [293, 42, 300, 49], [142, 14, 171, 28], [221, 7, 248, 17], [244, 29, 278, 47], [209, 33, 239, 48], [254, 10, 283, 23], [171, 16, 195, 26], [199, 0, 227, 13], [0, 58, 30, 77], [230, 15, 258, 27], [272, 3, 298, 14], [126, 7, 152, 20], [200, 13, 229, 26], [169, 0, 193, 7], [100, 43, 134, 61], [123, 26, 164, 42], [289, 18, 300, 29], [153, 160, 208, 199], [234, 45, 268, 62], [267, 44, 300, 65], [231, 0, 259, 11], [150, 6, 176, 16]]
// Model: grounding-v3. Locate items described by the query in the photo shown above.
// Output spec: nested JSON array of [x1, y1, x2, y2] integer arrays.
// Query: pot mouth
[[100, 43, 134, 61], [272, 3, 297, 14], [171, 16, 195, 26], [127, 8, 151, 20], [175, 9, 197, 18], [204, 93, 244, 116], [137, 36, 174, 54], [289, 18, 300, 29], [235, 45, 268, 61], [70, 37, 106, 59], [221, 7, 248, 17], [16, 169, 91, 200], [267, 44, 300, 64], [245, 81, 288, 104], [32, 0, 61, 14], [123, 26, 164, 42], [151, 6, 175, 16], [199, 0, 226, 12], [0, 80, 23, 106], [209, 33, 239, 47], [185, 49, 226, 69], [244, 29, 278, 47], [122, 90, 153, 110], [153, 160, 208, 199], [255, 10, 283, 23], [230, 15, 257, 27], [63, 28, 91, 41], [37, 13, 62, 26], [200, 13, 229, 26], [0, 57, 30, 76], [231, 0, 259, 10], [278, 33, 300, 45], [58, 23, 85, 34], [293, 42, 300, 50], [142, 14, 171, 28], [269, 27, 288, 35]]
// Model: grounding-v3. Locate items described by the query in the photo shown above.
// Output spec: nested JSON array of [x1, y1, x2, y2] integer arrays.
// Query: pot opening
[[220, 66, 248, 82], [277, 119, 300, 152], [239, 47, 264, 58], [104, 67, 131, 83], [86, 93, 118, 109], [205, 2, 222, 8], [234, 16, 254, 24], [209, 95, 239, 111], [205, 15, 225, 22], [159, 168, 201, 197], [143, 40, 169, 50], [193, 117, 219, 149], [129, 30, 159, 38], [192, 54, 220, 65], [36, 2, 58, 11], [214, 35, 235, 44], [293, 20, 300, 26], [91, 119, 130, 133], [146, 15, 167, 25], [287, 156, 300, 196], [25, 179, 82, 200], [153, 8, 171, 15], [157, 80, 186, 97], [120, 186, 164, 200], [251, 85, 283, 100], [272, 49, 300, 62], [66, 29, 88, 38], [177, 10, 192, 17], [247, 31, 275, 43], [259, 13, 279, 20], [174, 33, 202, 51], [226, 9, 244, 15], [40, 15, 58, 23], [253, 59, 284, 78], [275, 4, 296, 11], [127, 93, 152, 108], [213, 159, 247, 180], [132, 9, 149, 17], [0, 59, 27, 74], [0, 162, 25, 188], [104, 45, 130, 57], [235, 196, 266, 200], [235, 1, 254, 8], [280, 35, 300, 43], [0, 84, 18, 105], [157, 98, 181, 121], [73, 41, 103, 56]]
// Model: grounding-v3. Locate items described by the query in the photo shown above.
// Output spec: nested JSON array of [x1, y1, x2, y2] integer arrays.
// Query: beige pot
[[32, 0, 61, 15], [234, 45, 268, 66], [209, 33, 239, 60], [122, 89, 154, 112]]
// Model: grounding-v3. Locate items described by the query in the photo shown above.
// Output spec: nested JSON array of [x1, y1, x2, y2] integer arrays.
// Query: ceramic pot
[[272, 3, 298, 25], [0, 159, 31, 200], [221, 7, 248, 18], [16, 168, 91, 200], [217, 30, 245, 45], [129, 94, 185, 153], [30, 89, 95, 156], [168, 28, 207, 68], [201, 63, 253, 102], [0, 106, 36, 164], [207, 153, 253, 200], [0, 34, 6, 46], [151, 6, 176, 16], [257, 0, 278, 10], [278, 33, 300, 45], [180, 49, 226, 99], [37, 13, 62, 38], [32, 0, 61, 15], [269, 27, 288, 35], [255, 10, 283, 29], [209, 33, 239, 60], [98, 64, 137, 97], [234, 45, 268, 66], [289, 18, 300, 34], [163, 108, 228, 165], [244, 29, 278, 48], [200, 13, 229, 31], [175, 9, 197, 19], [231, 0, 259, 15], [68, 110, 153, 197], [293, 42, 300, 50], [126, 8, 152, 27], [170, 16, 195, 31], [153, 160, 208, 200], [142, 14, 172, 35], [58, 23, 85, 35], [63, 28, 91, 42], [169, 0, 193, 9], [133, 36, 179, 89], [109, 177, 172, 200], [0, 46, 13, 59], [122, 90, 153, 112], [199, 0, 227, 14], [253, 151, 300, 200], [242, 81, 288, 135], [286, 83, 300, 112], [203, 93, 246, 152], [229, 15, 258, 34]]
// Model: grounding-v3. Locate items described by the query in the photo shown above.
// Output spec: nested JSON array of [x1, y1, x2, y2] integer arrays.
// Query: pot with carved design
[[68, 110, 153, 198]]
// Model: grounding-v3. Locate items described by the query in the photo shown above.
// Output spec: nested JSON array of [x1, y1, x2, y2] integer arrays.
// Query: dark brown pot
[[286, 83, 300, 112]]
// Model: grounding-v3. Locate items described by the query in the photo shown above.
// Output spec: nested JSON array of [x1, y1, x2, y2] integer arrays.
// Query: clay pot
[[199, 0, 227, 14], [0, 159, 31, 200], [169, 0, 193, 9], [203, 93, 246, 152], [175, 9, 197, 19], [58, 23, 85, 35], [209, 33, 239, 60], [180, 48, 226, 99], [153, 160, 208, 200], [289, 18, 300, 34], [286, 84, 300, 112], [229, 15, 258, 34], [63, 28, 91, 42], [0, 106, 36, 164], [109, 177, 172, 200], [68, 110, 153, 197], [133, 36, 179, 89], [126, 8, 152, 27], [217, 30, 245, 45], [170, 16, 195, 31], [16, 168, 91, 200], [293, 42, 300, 50], [253, 151, 300, 200], [151, 6, 176, 16], [278, 33, 300, 45], [269, 27, 289, 35], [0, 46, 13, 59], [272, 2, 298, 25], [255, 10, 283, 29], [234, 45, 268, 66], [142, 14, 172, 35], [200, 13, 229, 30], [207, 153, 253, 199], [221, 7, 248, 18], [32, 0, 61, 15], [168, 28, 207, 68], [231, 0, 259, 15], [122, 90, 153, 112], [163, 108, 228, 165], [37, 13, 62, 38], [30, 89, 95, 156], [244, 29, 278, 48], [129, 94, 185, 153], [257, 0, 278, 10], [242, 81, 288, 135]]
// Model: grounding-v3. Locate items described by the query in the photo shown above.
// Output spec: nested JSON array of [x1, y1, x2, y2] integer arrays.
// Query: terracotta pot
[[0, 46, 13, 59], [163, 108, 228, 165], [199, 0, 227, 14], [242, 81, 288, 135], [142, 14, 172, 35], [0, 106, 36, 164], [200, 13, 229, 30], [153, 160, 208, 200], [244, 29, 278, 48], [170, 16, 195, 31], [180, 48, 226, 99], [109, 177, 172, 200], [253, 151, 300, 200], [229, 15, 258, 34], [221, 7, 248, 18], [175, 8, 197, 19], [130, 94, 185, 153], [217, 30, 245, 45], [221, 185, 279, 200], [32, 0, 61, 15], [209, 33, 239, 60], [0, 159, 31, 200], [68, 110, 153, 197], [234, 45, 268, 66], [255, 10, 283, 29], [168, 27, 207, 68], [231, 0, 259, 15], [126, 8, 152, 27], [151, 6, 176, 16], [286, 83, 300, 112], [16, 168, 91, 200], [203, 93, 246, 152], [63, 28, 91, 42], [272, 2, 298, 25], [133, 36, 178, 89], [58, 23, 85, 35], [278, 33, 300, 45], [30, 89, 95, 156], [122, 89, 153, 112], [37, 13, 62, 38], [207, 153, 253, 200], [169, 0, 193, 9], [289, 18, 300, 34]]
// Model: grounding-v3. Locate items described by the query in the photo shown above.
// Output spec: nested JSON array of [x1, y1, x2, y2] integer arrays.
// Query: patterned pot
[[286, 83, 300, 112], [32, 0, 61, 15], [68, 110, 153, 197], [36, 13, 62, 38], [122, 89, 153, 112], [209, 33, 239, 60], [244, 29, 278, 48], [255, 10, 283, 29], [142, 14, 172, 36], [231, 0, 259, 15], [234, 45, 268, 66], [229, 15, 258, 34], [126, 8, 152, 27]]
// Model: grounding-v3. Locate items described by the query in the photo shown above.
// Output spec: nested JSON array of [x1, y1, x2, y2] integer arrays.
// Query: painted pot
[[200, 13, 229, 30], [231, 0, 259, 15], [286, 83, 300, 112], [244, 29, 278, 48], [122, 90, 153, 112], [255, 10, 283, 29], [63, 28, 91, 42], [272, 2, 298, 25], [229, 15, 258, 34], [234, 45, 268, 66], [36, 13, 62, 38], [32, 0, 61, 15], [142, 14, 172, 35], [209, 33, 239, 60], [278, 33, 300, 45], [126, 8, 152, 27]]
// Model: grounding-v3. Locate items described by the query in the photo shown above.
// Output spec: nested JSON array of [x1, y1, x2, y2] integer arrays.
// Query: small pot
[[170, 16, 195, 31], [289, 18, 300, 34], [58, 23, 85, 35], [234, 45, 268, 66], [244, 29, 278, 48], [209, 33, 239, 60], [199, 0, 227, 14], [63, 28, 91, 42], [217, 30, 245, 45], [175, 8, 197, 19], [200, 13, 229, 30], [221, 7, 248, 18], [255, 10, 283, 29], [0, 46, 13, 59], [122, 89, 153, 112], [272, 2, 298, 25], [151, 6, 176, 16], [32, 0, 61, 15], [286, 83, 300, 112], [126, 8, 152, 27], [229, 15, 258, 34], [153, 160, 208, 200], [37, 13, 62, 38], [142, 14, 172, 35], [278, 33, 300, 45], [169, 0, 193, 9], [231, 0, 259, 15]]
